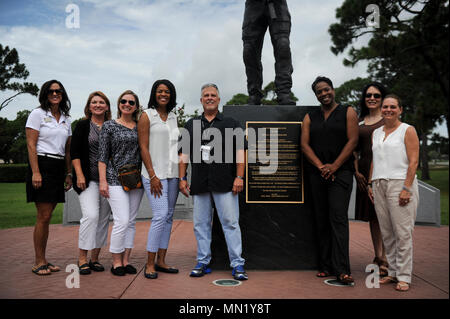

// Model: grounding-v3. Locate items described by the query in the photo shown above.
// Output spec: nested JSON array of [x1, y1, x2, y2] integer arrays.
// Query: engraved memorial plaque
[[246, 121, 303, 203]]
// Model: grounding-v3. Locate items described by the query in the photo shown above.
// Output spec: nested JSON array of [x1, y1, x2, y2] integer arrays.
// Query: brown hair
[[84, 91, 111, 121], [383, 94, 402, 108], [117, 90, 141, 122]]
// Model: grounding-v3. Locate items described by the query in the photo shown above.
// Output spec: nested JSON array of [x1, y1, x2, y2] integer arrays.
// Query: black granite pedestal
[[210, 105, 319, 270]]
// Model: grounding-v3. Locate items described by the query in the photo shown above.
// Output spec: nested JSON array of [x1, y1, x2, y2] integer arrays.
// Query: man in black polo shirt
[[179, 83, 248, 280]]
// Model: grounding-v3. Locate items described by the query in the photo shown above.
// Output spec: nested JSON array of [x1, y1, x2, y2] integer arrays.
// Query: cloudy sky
[[0, 0, 446, 136]]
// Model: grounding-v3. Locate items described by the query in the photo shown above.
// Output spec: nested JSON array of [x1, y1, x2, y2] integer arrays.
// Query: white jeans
[[78, 181, 111, 250], [107, 186, 144, 254]]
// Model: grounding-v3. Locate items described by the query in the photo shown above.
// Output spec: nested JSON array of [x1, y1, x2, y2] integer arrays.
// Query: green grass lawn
[[0, 183, 63, 229], [418, 167, 449, 226], [0, 167, 448, 229]]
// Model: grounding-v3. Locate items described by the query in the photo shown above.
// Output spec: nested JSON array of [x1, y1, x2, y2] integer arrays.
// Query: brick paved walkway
[[0, 221, 448, 299]]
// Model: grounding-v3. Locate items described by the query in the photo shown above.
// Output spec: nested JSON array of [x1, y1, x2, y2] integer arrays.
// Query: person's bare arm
[[26, 128, 42, 189], [399, 126, 419, 206], [179, 153, 190, 197], [138, 112, 162, 198], [321, 107, 359, 179]]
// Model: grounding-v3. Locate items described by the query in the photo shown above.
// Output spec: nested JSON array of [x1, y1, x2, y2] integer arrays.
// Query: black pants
[[242, 0, 293, 98], [308, 169, 353, 275]]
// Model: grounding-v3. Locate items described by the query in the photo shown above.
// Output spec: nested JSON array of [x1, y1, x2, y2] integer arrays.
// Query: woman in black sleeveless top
[[301, 76, 359, 284]]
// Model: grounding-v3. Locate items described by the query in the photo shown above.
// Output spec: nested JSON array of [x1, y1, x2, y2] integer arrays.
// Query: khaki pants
[[372, 178, 418, 283]]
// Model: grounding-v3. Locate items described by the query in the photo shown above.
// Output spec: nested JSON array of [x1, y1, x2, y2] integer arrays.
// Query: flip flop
[[32, 264, 51, 276], [379, 276, 397, 284], [395, 282, 410, 292], [47, 263, 60, 272]]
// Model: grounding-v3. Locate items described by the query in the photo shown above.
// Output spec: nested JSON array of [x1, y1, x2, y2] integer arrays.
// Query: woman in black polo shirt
[[301, 76, 359, 284]]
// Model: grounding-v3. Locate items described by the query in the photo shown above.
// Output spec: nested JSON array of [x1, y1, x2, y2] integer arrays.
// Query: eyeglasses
[[365, 93, 381, 99], [120, 99, 136, 106], [48, 89, 63, 95]]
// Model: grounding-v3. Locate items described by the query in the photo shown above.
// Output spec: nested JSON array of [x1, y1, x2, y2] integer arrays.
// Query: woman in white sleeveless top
[[138, 79, 180, 279], [368, 94, 419, 292]]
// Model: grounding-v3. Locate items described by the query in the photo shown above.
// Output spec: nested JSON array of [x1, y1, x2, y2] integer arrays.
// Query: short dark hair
[[311, 76, 333, 94], [147, 79, 177, 113], [359, 82, 388, 119], [38, 79, 71, 116]]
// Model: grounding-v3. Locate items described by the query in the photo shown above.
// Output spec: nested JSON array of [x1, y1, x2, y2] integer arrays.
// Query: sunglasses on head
[[120, 99, 136, 106], [365, 93, 381, 99], [48, 89, 63, 95]]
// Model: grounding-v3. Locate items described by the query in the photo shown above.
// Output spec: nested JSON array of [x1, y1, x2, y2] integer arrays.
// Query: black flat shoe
[[124, 264, 137, 274], [144, 271, 158, 279], [155, 264, 179, 274], [89, 260, 105, 272], [111, 266, 126, 276], [78, 263, 91, 275]]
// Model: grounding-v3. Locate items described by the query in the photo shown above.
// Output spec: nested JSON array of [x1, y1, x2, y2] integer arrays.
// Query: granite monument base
[[210, 105, 319, 270]]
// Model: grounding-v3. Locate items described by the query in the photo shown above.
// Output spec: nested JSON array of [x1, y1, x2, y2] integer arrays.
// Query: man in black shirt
[[179, 83, 248, 280]]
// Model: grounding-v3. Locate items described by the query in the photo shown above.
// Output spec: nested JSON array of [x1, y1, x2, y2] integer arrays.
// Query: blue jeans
[[193, 191, 245, 268], [142, 176, 179, 252]]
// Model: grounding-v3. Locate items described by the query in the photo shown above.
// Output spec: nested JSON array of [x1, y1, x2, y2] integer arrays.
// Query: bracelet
[[402, 185, 412, 193], [180, 176, 187, 181], [236, 176, 244, 180], [150, 175, 156, 180], [66, 173, 72, 177]]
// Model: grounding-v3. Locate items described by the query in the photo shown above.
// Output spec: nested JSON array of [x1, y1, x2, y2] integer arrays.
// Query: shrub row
[[0, 164, 28, 182]]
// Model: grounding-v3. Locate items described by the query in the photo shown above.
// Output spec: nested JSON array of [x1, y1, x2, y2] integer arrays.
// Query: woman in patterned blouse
[[98, 90, 144, 276]]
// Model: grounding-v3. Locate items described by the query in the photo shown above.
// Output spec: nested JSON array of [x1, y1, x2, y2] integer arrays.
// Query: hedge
[[0, 164, 28, 182]]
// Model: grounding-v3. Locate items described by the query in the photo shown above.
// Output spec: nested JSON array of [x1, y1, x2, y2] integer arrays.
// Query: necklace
[[91, 119, 103, 129]]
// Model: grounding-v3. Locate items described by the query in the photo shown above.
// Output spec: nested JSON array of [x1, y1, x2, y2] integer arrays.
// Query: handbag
[[117, 164, 142, 192]]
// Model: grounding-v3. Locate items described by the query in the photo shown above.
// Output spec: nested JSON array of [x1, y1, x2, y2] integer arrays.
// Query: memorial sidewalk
[[0, 220, 448, 299]]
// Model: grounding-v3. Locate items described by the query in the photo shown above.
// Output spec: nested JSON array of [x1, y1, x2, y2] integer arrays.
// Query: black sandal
[[89, 260, 105, 272], [78, 263, 92, 275], [338, 274, 354, 284]]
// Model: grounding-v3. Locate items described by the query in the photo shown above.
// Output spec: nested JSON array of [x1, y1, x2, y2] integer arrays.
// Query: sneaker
[[232, 265, 248, 281], [190, 262, 212, 277]]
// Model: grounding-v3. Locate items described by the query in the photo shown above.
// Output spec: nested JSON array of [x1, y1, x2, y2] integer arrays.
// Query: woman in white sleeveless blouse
[[138, 79, 180, 279], [368, 94, 419, 292]]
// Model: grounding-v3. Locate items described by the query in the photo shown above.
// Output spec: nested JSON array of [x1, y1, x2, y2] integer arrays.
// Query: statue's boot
[[248, 95, 262, 105], [277, 93, 296, 105]]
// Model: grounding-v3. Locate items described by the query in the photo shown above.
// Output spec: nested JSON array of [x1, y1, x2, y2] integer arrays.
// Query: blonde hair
[[117, 90, 141, 122]]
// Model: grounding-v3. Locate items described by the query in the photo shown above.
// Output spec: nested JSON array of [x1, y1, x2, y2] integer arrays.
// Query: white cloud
[[1, 0, 370, 122]]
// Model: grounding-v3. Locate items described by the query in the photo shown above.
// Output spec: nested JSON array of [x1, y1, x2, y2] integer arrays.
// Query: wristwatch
[[180, 176, 188, 181]]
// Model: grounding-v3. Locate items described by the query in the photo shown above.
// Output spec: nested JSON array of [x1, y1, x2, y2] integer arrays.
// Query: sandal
[[78, 263, 91, 275], [316, 270, 332, 278], [89, 260, 105, 272], [338, 274, 354, 284], [32, 264, 51, 276], [47, 262, 60, 272], [395, 281, 410, 292], [379, 276, 397, 284]]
